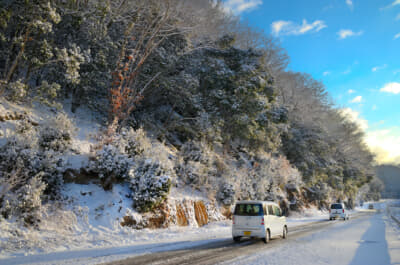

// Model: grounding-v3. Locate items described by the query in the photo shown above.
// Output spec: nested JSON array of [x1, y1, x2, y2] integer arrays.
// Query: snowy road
[[1, 207, 399, 265], [226, 210, 400, 265], [101, 210, 400, 265]]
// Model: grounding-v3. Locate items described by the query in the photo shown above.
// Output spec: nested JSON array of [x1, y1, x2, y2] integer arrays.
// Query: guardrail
[[391, 215, 400, 226], [387, 204, 400, 226]]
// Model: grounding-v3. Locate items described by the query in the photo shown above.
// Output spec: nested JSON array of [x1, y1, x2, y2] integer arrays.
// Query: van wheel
[[262, 230, 270, 244], [233, 236, 241, 242], [282, 226, 288, 239]]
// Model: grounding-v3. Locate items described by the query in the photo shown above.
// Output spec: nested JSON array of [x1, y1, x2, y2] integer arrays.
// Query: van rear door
[[234, 203, 264, 230], [331, 203, 343, 215]]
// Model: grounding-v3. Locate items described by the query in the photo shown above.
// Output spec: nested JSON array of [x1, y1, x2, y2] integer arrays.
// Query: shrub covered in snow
[[39, 113, 76, 152], [121, 128, 152, 157], [17, 174, 47, 225], [90, 144, 132, 182], [129, 159, 172, 212], [122, 130, 175, 212], [89, 127, 175, 211], [0, 113, 73, 223], [0, 145, 63, 215], [176, 141, 217, 189], [39, 127, 71, 152], [5, 79, 28, 102], [89, 128, 164, 188], [217, 183, 235, 205], [0, 170, 47, 225]]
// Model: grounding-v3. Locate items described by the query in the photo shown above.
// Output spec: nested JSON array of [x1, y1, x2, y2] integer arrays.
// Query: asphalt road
[[102, 211, 374, 265]]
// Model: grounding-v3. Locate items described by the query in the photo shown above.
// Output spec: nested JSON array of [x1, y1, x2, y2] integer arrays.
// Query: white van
[[232, 201, 287, 243], [329, 203, 349, 220]]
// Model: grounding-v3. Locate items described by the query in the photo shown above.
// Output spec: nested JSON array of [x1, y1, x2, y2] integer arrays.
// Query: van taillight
[[261, 217, 264, 225], [342, 209, 344, 213], [329, 209, 331, 213]]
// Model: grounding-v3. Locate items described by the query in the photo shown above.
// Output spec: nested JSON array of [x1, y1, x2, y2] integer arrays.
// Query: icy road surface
[[101, 209, 400, 265], [1, 204, 399, 265], [227, 210, 400, 265]]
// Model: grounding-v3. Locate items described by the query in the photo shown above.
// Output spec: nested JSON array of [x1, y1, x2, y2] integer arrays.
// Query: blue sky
[[224, 0, 400, 164]]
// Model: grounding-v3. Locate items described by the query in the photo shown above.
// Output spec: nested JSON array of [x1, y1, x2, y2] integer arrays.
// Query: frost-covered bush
[[34, 81, 61, 107], [0, 118, 68, 223], [15, 118, 34, 134], [177, 141, 216, 187], [121, 128, 152, 157], [115, 129, 177, 212], [36, 150, 66, 198], [38, 113, 76, 152], [90, 144, 132, 181], [0, 137, 64, 200], [56, 44, 88, 85], [217, 183, 235, 205], [129, 159, 172, 212], [0, 135, 39, 175], [90, 127, 175, 195], [5, 79, 28, 102], [18, 174, 47, 225], [1, 172, 46, 226], [39, 127, 71, 152], [180, 141, 212, 163]]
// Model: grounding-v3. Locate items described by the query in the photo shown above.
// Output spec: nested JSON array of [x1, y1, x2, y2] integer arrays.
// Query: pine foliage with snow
[[0, 2, 383, 256], [129, 160, 172, 212]]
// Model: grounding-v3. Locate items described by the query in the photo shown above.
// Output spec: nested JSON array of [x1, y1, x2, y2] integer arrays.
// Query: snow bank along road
[[102, 209, 400, 265]]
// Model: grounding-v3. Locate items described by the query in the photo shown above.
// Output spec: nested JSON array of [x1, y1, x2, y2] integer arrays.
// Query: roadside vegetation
[[0, 0, 382, 229]]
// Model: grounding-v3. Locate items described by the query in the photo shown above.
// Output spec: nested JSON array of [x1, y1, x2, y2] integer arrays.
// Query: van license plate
[[244, 231, 251, 236]]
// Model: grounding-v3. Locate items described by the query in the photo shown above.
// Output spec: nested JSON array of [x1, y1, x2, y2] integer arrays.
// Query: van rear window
[[331, 204, 343, 209], [234, 204, 264, 216]]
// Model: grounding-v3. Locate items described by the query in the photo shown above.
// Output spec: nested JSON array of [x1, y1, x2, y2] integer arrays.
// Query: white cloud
[[271, 21, 292, 35], [271, 19, 327, 36], [394, 33, 400, 39], [323, 4, 334, 12], [372, 64, 387, 72], [372, 105, 377, 111], [365, 127, 400, 164], [337, 29, 364, 39], [223, 0, 262, 14], [382, 0, 400, 9], [394, 69, 400, 75], [346, 0, 353, 9], [380, 82, 400, 94], [340, 108, 400, 164], [323, 71, 331, 76], [396, 13, 400, 20], [340, 108, 368, 131], [347, 89, 356, 94], [350, 95, 362, 103]]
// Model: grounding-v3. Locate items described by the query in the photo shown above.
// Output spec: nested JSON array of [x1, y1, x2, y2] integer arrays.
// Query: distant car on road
[[232, 201, 287, 243], [368, 204, 374, 209], [329, 203, 349, 220]]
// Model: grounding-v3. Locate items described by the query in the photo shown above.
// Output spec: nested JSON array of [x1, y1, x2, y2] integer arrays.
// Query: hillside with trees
[[0, 0, 382, 233], [376, 165, 400, 198]]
